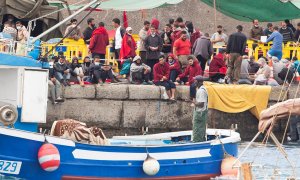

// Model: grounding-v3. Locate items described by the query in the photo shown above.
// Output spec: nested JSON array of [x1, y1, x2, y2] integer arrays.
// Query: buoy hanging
[[38, 143, 60, 172], [142, 154, 160, 176], [221, 155, 240, 177]]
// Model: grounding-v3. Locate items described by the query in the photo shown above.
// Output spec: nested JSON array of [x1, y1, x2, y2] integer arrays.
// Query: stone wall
[[45, 84, 296, 140]]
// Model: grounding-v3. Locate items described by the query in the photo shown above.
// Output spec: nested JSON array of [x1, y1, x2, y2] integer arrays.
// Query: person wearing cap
[[209, 49, 227, 83], [130, 55, 152, 85], [175, 55, 201, 102], [145, 25, 163, 80], [226, 25, 247, 84], [69, 57, 85, 87], [153, 55, 176, 101], [193, 75, 208, 142], [120, 27, 136, 60], [54, 56, 71, 86]]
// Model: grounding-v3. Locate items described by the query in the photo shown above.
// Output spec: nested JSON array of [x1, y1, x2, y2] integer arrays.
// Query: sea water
[[1, 142, 299, 180]]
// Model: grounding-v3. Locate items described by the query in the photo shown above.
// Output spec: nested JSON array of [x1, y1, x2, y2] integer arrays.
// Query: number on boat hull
[[0, 160, 22, 175]]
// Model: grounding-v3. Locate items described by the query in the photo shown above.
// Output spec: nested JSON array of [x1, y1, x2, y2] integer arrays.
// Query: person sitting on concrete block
[[130, 55, 152, 85], [54, 56, 71, 86], [153, 55, 176, 101], [69, 57, 85, 87], [167, 54, 181, 82], [88, 56, 117, 85]]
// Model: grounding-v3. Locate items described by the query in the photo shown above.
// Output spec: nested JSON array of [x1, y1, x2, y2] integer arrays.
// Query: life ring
[[0, 104, 18, 126]]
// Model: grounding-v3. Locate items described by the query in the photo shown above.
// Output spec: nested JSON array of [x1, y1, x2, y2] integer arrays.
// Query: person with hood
[[54, 56, 71, 86], [209, 49, 227, 82], [153, 55, 176, 101], [186, 21, 201, 47], [120, 27, 136, 60], [193, 75, 208, 142], [130, 55, 152, 84], [83, 18, 96, 45], [176, 56, 202, 105], [89, 22, 109, 61], [145, 26, 163, 80], [161, 24, 173, 56], [69, 57, 85, 87], [64, 19, 82, 40], [193, 33, 213, 73], [150, 18, 160, 35], [167, 54, 181, 82], [88, 56, 117, 84]]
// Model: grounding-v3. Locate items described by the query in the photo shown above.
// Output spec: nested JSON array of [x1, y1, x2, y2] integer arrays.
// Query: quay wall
[[45, 84, 296, 140]]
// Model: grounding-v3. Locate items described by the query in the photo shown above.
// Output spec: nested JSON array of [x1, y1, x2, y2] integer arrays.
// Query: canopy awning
[[201, 0, 300, 22]]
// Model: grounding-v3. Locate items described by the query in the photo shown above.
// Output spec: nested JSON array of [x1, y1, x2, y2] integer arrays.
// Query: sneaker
[[142, 82, 148, 85], [147, 81, 153, 85], [55, 97, 64, 102]]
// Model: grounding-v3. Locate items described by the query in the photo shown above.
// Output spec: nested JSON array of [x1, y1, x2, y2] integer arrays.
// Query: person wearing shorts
[[266, 26, 283, 61]]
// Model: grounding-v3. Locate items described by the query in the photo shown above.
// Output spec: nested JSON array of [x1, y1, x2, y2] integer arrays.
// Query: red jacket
[[167, 54, 181, 73], [89, 27, 109, 54], [178, 61, 202, 84], [209, 53, 226, 77], [190, 29, 201, 47], [120, 33, 136, 59], [153, 62, 170, 83]]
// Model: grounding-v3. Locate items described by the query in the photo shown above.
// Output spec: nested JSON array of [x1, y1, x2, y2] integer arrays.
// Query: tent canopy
[[201, 0, 300, 22]]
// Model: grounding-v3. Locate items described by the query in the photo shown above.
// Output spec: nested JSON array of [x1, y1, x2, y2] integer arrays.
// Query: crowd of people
[[44, 17, 300, 107]]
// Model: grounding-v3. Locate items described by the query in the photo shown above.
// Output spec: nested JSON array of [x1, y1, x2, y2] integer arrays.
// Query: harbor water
[[1, 142, 299, 180]]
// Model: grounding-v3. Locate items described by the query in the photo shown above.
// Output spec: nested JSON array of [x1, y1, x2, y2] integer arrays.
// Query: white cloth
[[211, 32, 228, 46], [196, 86, 208, 112], [115, 27, 122, 49]]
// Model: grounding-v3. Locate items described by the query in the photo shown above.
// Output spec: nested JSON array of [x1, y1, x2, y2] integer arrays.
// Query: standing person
[[54, 56, 71, 86], [112, 18, 125, 68], [64, 19, 82, 40], [294, 22, 300, 41], [279, 21, 294, 43], [153, 55, 176, 101], [209, 49, 227, 83], [265, 26, 283, 61], [83, 18, 96, 45], [120, 27, 136, 60], [193, 33, 213, 73], [169, 18, 175, 30], [211, 25, 228, 46], [145, 26, 163, 80], [89, 22, 109, 63], [263, 23, 273, 38], [139, 21, 150, 63], [150, 18, 160, 35], [161, 24, 173, 56], [285, 19, 296, 33], [225, 25, 247, 84], [15, 21, 28, 55], [173, 31, 191, 71], [192, 75, 208, 142], [186, 21, 201, 47], [249, 19, 263, 42], [171, 17, 184, 46]]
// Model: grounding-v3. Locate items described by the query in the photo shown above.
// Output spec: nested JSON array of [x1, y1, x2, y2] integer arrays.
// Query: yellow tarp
[[204, 82, 271, 119]]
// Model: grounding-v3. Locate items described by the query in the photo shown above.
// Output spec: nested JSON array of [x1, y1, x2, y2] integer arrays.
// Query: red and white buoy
[[38, 143, 60, 172]]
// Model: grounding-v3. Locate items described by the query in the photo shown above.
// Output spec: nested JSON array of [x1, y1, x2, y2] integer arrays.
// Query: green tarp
[[201, 0, 300, 22]]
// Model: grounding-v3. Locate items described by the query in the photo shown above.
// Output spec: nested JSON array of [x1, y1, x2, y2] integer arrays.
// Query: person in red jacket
[[209, 49, 227, 82], [89, 22, 109, 63], [120, 27, 137, 60], [153, 55, 176, 101], [167, 54, 181, 82], [176, 55, 202, 105]]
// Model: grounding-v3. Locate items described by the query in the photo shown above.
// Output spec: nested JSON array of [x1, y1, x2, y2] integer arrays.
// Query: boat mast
[[31, 0, 101, 43]]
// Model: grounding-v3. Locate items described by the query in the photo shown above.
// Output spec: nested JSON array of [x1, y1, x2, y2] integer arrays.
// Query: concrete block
[[123, 101, 147, 128], [47, 99, 122, 128], [46, 101, 66, 123], [64, 85, 96, 99], [96, 84, 128, 100], [178, 101, 194, 129], [128, 85, 161, 100], [269, 86, 288, 101], [176, 85, 190, 100]]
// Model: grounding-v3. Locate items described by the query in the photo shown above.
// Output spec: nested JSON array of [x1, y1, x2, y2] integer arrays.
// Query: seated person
[[209, 49, 226, 83], [272, 56, 286, 85], [176, 55, 202, 104], [88, 56, 117, 84], [238, 56, 252, 84], [130, 55, 152, 85], [248, 56, 260, 75], [153, 55, 176, 101], [167, 54, 181, 82], [119, 58, 132, 82], [253, 58, 271, 85], [54, 56, 71, 86], [69, 57, 85, 87]]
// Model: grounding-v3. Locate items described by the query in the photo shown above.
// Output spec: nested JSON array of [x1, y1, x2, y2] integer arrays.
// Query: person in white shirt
[[193, 75, 208, 142], [211, 25, 228, 47], [112, 18, 125, 69]]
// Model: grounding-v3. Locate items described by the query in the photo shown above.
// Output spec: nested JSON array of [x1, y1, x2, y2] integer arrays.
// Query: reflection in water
[[239, 142, 300, 179]]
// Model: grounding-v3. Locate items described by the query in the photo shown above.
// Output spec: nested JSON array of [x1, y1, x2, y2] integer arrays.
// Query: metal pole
[[31, 0, 100, 43]]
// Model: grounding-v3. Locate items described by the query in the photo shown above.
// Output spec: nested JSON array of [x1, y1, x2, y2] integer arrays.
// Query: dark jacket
[[161, 31, 172, 53], [49, 68, 55, 79], [178, 61, 202, 84], [153, 62, 170, 83], [279, 27, 294, 43], [226, 32, 247, 55], [83, 26, 96, 44], [145, 34, 163, 60], [54, 62, 69, 74]]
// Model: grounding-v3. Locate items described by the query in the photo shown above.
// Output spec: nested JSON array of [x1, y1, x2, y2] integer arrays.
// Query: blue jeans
[[267, 49, 282, 60], [55, 72, 70, 82], [169, 70, 179, 82]]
